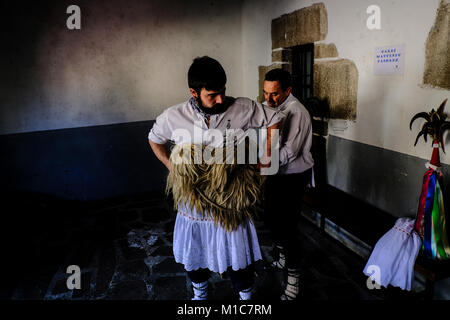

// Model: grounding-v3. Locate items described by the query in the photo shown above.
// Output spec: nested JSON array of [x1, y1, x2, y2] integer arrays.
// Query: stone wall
[[271, 3, 327, 49], [423, 0, 450, 90], [314, 60, 358, 120], [259, 2, 358, 120], [314, 43, 338, 59]]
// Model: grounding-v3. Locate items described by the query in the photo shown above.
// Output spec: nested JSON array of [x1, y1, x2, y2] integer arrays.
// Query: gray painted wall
[[0, 120, 166, 200], [2, 120, 448, 222], [0, 0, 244, 135], [327, 135, 450, 218]]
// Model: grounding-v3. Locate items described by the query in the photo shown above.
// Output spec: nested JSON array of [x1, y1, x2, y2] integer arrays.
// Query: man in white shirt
[[263, 68, 314, 300], [148, 56, 283, 300]]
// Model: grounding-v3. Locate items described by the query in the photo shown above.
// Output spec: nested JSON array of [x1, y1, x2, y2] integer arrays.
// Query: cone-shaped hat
[[430, 140, 440, 167]]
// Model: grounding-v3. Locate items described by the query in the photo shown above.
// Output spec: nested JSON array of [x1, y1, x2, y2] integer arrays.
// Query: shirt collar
[[189, 97, 234, 117], [276, 93, 293, 111], [263, 93, 293, 111]]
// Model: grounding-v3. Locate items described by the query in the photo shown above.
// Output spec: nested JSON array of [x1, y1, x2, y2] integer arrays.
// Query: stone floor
[[0, 190, 428, 301]]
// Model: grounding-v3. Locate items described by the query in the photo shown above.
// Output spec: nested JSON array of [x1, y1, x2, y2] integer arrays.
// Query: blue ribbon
[[424, 172, 436, 257]]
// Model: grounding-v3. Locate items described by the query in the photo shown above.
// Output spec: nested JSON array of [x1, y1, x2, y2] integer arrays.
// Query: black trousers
[[187, 265, 255, 292], [263, 169, 312, 269]]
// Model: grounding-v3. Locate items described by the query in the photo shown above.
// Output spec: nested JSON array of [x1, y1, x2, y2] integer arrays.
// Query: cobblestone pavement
[[1, 191, 423, 301]]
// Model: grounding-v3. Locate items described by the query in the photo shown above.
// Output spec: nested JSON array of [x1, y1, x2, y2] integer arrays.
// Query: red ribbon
[[415, 169, 433, 237]]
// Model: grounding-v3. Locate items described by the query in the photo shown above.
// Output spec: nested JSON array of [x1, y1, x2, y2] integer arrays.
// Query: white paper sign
[[374, 45, 404, 75]]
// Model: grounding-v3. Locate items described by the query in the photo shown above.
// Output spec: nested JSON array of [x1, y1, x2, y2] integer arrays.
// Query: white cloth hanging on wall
[[363, 218, 422, 291]]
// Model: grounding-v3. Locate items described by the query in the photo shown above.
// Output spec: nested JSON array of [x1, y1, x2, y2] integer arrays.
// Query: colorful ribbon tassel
[[415, 169, 450, 259]]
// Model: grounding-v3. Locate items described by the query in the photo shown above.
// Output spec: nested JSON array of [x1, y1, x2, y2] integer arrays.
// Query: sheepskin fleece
[[166, 143, 265, 231]]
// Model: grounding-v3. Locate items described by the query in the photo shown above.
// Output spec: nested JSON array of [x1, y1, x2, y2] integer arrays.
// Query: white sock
[[192, 281, 208, 300], [281, 269, 300, 300]]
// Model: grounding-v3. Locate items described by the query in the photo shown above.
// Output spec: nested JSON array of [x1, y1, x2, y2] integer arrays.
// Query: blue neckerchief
[[189, 97, 210, 119], [189, 97, 234, 117]]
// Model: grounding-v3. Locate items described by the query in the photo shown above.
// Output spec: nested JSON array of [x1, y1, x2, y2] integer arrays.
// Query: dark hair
[[188, 56, 227, 93], [264, 68, 292, 91]]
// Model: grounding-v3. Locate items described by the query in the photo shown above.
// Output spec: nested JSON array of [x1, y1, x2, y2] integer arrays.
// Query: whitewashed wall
[[241, 0, 450, 165], [0, 0, 244, 135]]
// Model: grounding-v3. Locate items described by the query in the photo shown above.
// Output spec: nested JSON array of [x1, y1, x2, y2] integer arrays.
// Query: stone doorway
[[258, 2, 358, 121]]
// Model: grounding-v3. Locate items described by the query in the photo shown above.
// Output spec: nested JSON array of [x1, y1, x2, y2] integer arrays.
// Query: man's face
[[263, 81, 291, 108], [190, 87, 226, 108]]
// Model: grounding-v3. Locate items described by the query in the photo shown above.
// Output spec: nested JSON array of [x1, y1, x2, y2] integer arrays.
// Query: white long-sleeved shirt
[[149, 96, 284, 149], [263, 94, 314, 175]]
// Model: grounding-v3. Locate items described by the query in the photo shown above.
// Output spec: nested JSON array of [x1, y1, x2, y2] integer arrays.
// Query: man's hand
[[257, 155, 271, 168], [257, 122, 280, 170]]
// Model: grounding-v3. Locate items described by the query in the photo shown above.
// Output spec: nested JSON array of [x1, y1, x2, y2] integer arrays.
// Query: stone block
[[313, 59, 358, 120], [284, 10, 298, 48], [271, 16, 285, 49], [272, 2, 328, 49], [314, 43, 338, 59], [423, 0, 450, 90], [317, 3, 329, 41], [272, 49, 292, 63]]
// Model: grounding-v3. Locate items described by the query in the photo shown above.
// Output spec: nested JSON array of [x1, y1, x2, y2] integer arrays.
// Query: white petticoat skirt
[[172, 204, 262, 274]]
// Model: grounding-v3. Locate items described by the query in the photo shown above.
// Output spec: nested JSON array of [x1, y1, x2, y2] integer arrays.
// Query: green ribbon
[[432, 180, 450, 259]]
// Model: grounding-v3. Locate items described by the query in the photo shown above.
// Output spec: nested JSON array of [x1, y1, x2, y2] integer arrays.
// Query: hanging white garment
[[363, 218, 422, 291]]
